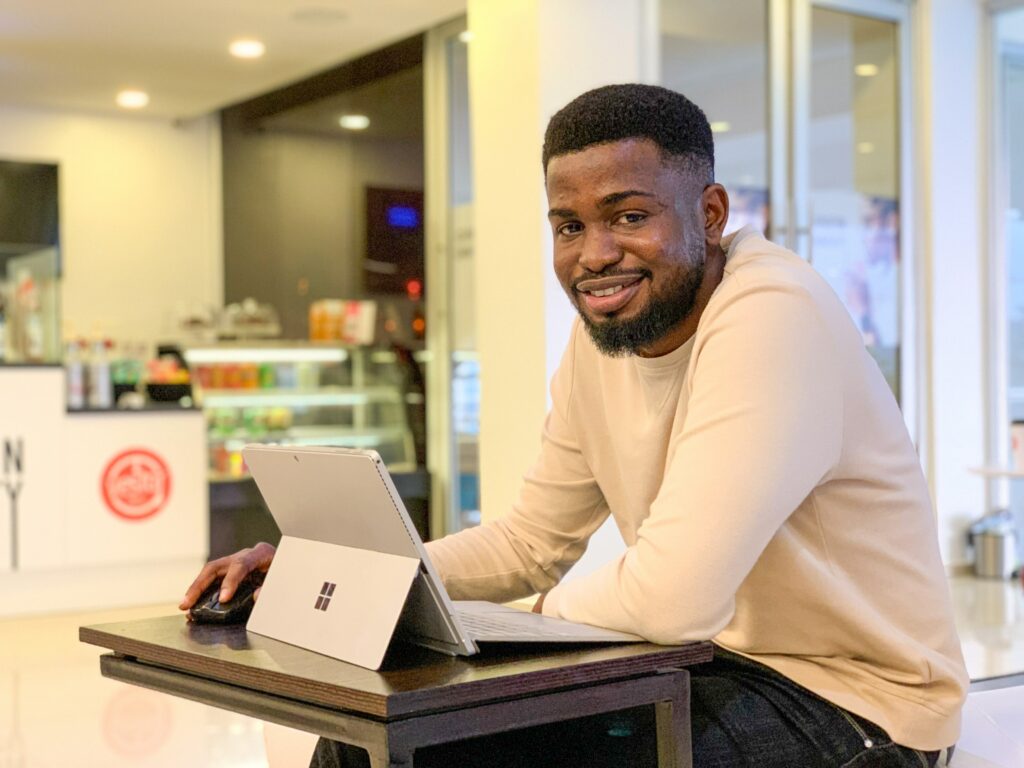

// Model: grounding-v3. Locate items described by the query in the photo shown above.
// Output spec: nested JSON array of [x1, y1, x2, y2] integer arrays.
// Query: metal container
[[973, 525, 1019, 580]]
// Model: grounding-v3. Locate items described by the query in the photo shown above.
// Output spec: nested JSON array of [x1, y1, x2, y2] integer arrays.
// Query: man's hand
[[179, 542, 277, 611], [532, 593, 547, 614]]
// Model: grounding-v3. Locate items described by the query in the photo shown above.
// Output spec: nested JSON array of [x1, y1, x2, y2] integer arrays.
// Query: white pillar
[[914, 0, 989, 565], [467, 0, 659, 526]]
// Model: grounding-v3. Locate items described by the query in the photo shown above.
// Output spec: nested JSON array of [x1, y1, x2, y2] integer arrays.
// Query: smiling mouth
[[574, 275, 646, 315], [574, 274, 645, 295]]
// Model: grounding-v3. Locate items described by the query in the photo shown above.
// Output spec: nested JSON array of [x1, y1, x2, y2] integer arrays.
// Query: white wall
[[0, 106, 223, 349]]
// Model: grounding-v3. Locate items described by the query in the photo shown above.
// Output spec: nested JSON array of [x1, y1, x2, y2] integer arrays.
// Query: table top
[[81, 614, 713, 720]]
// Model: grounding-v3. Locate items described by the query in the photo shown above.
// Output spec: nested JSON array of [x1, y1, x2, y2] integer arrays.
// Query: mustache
[[571, 268, 651, 292]]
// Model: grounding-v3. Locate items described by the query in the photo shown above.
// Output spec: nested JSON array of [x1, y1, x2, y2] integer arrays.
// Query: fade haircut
[[542, 84, 715, 182]]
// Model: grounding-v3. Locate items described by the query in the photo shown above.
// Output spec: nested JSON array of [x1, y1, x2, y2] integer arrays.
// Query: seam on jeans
[[836, 707, 872, 745], [839, 744, 908, 768]]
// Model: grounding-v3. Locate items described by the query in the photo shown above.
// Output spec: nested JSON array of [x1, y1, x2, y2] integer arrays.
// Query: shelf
[[209, 425, 411, 443], [184, 342, 354, 364], [199, 386, 402, 408], [969, 466, 1024, 479]]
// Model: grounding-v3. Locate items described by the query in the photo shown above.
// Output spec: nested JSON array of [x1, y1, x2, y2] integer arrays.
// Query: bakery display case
[[182, 341, 419, 482]]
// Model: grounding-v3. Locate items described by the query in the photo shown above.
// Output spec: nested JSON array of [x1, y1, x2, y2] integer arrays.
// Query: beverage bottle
[[65, 339, 86, 409], [89, 339, 113, 409], [0, 287, 7, 362]]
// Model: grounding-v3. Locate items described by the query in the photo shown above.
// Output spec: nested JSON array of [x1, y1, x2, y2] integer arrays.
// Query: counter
[[0, 366, 207, 617]]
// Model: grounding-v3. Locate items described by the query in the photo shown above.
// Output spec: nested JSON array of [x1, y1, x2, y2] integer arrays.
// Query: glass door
[[796, 1, 906, 399], [425, 18, 479, 538], [779, 0, 911, 420]]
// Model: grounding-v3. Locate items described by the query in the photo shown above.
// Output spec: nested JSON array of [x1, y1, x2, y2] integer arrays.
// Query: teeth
[[590, 285, 623, 297]]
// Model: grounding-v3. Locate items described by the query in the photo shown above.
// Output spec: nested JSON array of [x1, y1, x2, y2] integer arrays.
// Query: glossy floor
[[0, 576, 1021, 767]]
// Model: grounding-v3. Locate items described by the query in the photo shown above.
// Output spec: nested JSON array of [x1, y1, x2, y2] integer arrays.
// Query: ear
[[701, 184, 730, 247]]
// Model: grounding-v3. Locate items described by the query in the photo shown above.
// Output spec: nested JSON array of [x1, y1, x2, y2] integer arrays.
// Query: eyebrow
[[600, 190, 655, 207], [547, 189, 655, 219]]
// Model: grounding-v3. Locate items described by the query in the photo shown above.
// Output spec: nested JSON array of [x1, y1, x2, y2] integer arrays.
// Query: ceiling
[[0, 0, 464, 120], [261, 65, 424, 140]]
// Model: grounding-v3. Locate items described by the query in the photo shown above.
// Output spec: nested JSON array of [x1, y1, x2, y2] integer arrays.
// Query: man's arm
[[541, 282, 843, 642], [426, 323, 609, 603]]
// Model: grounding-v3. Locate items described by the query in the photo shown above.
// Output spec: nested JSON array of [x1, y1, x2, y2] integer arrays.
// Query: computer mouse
[[188, 570, 265, 624]]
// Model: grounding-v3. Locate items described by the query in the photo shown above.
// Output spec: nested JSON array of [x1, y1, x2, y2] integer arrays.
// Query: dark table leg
[[654, 672, 692, 768]]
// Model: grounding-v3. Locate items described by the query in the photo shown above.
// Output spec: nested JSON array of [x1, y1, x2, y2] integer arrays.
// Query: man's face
[[546, 138, 709, 357]]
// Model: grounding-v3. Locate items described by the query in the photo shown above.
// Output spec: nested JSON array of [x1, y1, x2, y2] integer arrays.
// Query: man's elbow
[[631, 597, 734, 645]]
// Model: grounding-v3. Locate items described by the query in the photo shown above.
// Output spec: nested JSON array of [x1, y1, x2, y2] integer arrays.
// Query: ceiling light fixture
[[709, 121, 731, 133], [458, 30, 474, 43], [116, 90, 149, 109], [230, 39, 266, 59], [291, 7, 349, 24], [854, 63, 879, 77], [339, 114, 370, 131]]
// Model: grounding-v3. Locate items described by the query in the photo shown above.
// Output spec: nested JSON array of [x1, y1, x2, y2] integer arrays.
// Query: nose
[[578, 228, 622, 273]]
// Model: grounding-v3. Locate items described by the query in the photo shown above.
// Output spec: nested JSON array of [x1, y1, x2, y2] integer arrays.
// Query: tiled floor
[[0, 576, 1021, 767]]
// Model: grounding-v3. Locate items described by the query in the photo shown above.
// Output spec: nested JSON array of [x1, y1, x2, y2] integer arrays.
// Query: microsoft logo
[[315, 581, 336, 611]]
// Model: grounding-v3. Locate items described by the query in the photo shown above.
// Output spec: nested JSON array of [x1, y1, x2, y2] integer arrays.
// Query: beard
[[575, 246, 706, 357]]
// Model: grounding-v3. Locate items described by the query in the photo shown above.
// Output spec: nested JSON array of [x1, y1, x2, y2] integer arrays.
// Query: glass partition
[[807, 7, 901, 396], [660, 1, 770, 235]]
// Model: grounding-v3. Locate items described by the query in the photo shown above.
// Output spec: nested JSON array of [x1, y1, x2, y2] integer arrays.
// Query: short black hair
[[542, 84, 714, 180]]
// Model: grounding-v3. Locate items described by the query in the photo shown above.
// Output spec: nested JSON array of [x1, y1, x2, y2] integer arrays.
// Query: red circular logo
[[101, 448, 172, 521]]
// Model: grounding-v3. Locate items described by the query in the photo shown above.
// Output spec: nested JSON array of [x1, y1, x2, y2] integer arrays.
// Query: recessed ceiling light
[[116, 90, 149, 109], [855, 63, 879, 77], [458, 30, 474, 43], [857, 141, 876, 154], [339, 114, 370, 131], [291, 6, 349, 24], [709, 121, 731, 133], [230, 39, 266, 59]]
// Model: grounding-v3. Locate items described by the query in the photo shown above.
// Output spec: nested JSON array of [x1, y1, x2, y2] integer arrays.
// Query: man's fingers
[[252, 542, 276, 570], [179, 560, 228, 610], [218, 558, 253, 603], [179, 544, 275, 611]]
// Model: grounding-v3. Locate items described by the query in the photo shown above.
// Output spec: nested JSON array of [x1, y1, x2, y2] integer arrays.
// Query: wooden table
[[81, 615, 713, 767]]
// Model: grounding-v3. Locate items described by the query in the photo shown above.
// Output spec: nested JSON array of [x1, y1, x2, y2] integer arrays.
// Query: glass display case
[[183, 341, 419, 482], [1, 246, 61, 364]]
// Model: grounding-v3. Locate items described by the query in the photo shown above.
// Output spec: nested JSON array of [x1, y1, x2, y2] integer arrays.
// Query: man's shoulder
[[710, 231, 830, 317], [722, 229, 815, 288]]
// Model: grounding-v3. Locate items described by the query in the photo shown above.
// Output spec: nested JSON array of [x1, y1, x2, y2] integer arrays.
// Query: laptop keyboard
[[456, 611, 568, 639]]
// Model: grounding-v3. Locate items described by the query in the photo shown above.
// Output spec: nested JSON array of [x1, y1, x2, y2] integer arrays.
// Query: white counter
[[0, 366, 207, 617]]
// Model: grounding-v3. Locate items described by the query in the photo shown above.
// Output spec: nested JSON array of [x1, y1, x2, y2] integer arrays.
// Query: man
[[183, 85, 967, 767]]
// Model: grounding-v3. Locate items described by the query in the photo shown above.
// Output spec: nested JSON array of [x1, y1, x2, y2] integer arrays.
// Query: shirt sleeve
[[425, 322, 610, 603], [542, 280, 844, 643]]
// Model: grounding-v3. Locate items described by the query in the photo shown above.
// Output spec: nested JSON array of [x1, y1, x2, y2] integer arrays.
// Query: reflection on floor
[[950, 575, 1024, 681], [0, 576, 1021, 767]]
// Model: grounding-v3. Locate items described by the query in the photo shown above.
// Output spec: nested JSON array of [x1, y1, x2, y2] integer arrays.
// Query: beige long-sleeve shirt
[[426, 226, 968, 750]]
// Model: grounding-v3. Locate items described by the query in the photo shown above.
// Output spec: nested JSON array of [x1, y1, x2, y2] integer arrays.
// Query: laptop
[[242, 444, 642, 669]]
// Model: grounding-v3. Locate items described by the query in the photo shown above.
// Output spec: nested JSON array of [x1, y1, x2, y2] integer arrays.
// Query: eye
[[615, 211, 647, 226], [556, 221, 583, 237]]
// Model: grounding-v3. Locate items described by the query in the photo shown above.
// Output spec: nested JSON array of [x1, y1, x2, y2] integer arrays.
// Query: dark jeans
[[310, 648, 940, 767]]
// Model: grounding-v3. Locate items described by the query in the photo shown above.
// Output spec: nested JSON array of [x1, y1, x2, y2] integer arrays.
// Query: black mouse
[[189, 570, 265, 624]]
